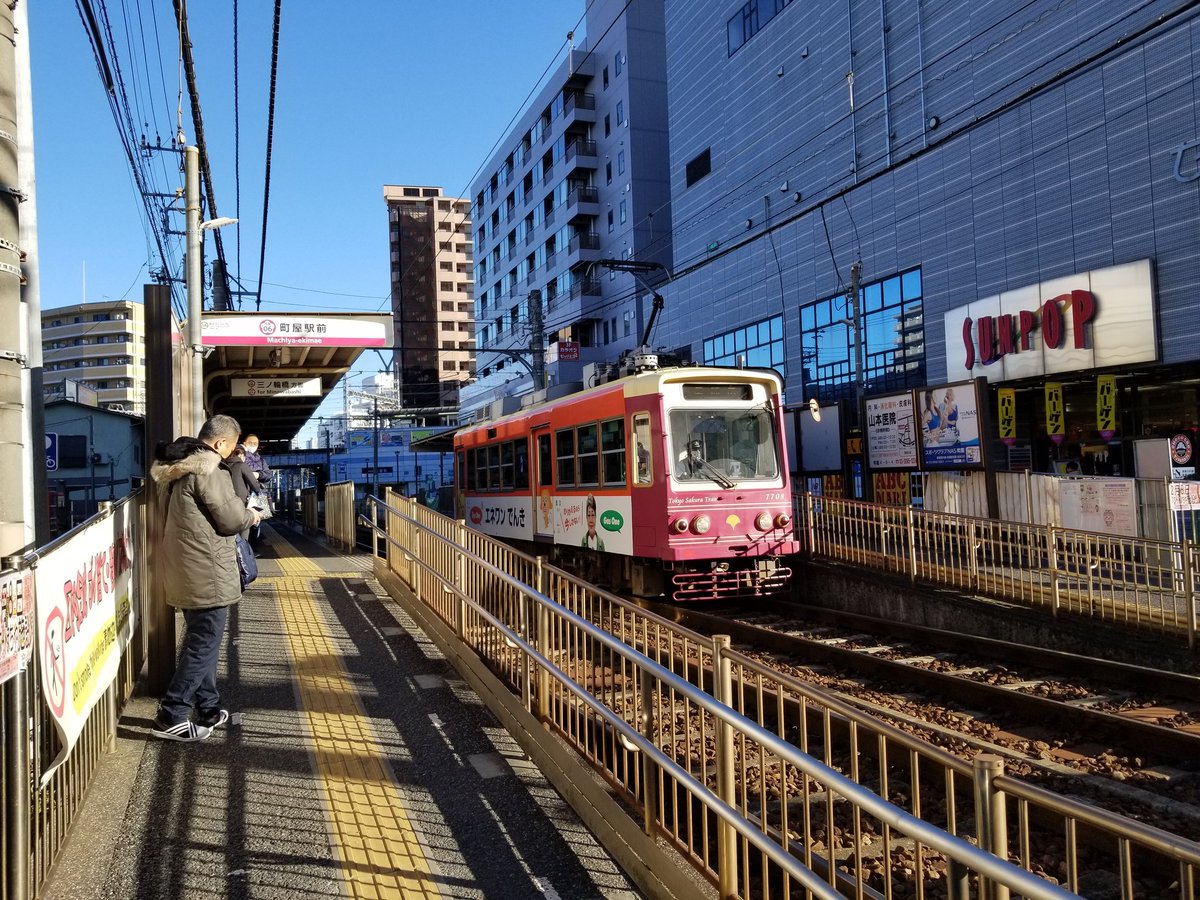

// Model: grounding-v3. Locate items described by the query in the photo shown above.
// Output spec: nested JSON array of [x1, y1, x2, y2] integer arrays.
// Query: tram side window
[[538, 434, 552, 486], [556, 429, 576, 486], [515, 438, 530, 489], [577, 423, 599, 486], [501, 442, 515, 489], [601, 418, 626, 486], [632, 414, 652, 485], [472, 448, 487, 490], [465, 449, 477, 490], [487, 444, 501, 490]]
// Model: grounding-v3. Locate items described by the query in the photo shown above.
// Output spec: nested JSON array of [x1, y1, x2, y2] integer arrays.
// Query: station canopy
[[200, 311, 393, 448]]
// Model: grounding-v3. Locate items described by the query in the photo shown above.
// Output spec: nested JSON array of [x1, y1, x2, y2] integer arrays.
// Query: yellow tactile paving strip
[[263, 533, 440, 898]]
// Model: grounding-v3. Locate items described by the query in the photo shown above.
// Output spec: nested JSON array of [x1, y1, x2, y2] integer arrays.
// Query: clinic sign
[[202, 313, 394, 348], [34, 511, 136, 781], [944, 260, 1157, 383]]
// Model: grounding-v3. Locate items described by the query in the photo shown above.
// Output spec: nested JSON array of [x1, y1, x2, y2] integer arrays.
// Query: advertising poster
[[917, 381, 982, 469], [553, 494, 633, 556], [0, 569, 34, 687], [872, 471, 911, 507], [1096, 375, 1117, 440], [998, 388, 1016, 446], [864, 392, 918, 469], [465, 496, 534, 541], [1045, 382, 1065, 444], [34, 511, 136, 781], [1060, 480, 1137, 537]]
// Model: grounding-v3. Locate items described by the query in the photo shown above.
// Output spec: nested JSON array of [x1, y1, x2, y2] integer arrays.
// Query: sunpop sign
[[944, 260, 1157, 383]]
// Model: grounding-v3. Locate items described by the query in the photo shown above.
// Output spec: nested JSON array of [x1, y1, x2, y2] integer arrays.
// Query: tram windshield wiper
[[685, 442, 736, 489]]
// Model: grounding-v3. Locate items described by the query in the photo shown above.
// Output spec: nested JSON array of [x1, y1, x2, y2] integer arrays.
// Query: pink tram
[[454, 363, 800, 600]]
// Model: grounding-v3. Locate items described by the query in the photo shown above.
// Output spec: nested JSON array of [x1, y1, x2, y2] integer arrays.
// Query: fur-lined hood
[[150, 437, 222, 488]]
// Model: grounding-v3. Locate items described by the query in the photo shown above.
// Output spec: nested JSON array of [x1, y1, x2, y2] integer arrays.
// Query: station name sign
[[943, 260, 1157, 383], [201, 313, 394, 348]]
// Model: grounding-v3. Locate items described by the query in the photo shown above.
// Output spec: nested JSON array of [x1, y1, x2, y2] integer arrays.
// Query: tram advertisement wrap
[[34, 511, 136, 783], [0, 569, 34, 687], [465, 496, 534, 541], [553, 495, 633, 556]]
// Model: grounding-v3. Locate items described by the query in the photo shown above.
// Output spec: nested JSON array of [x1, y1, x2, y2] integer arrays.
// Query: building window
[[619, 199, 627, 224], [603, 320, 610, 344], [603, 66, 609, 89], [604, 114, 611, 137], [623, 311, 632, 337], [616, 101, 624, 126], [797, 268, 924, 404], [617, 150, 625, 175], [686, 148, 712, 187], [704, 314, 785, 379], [615, 51, 623, 76], [607, 210, 614, 233], [728, 0, 793, 55], [606, 162, 612, 185]]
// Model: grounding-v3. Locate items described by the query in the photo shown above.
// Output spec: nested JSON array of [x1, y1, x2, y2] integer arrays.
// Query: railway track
[[631, 596, 1200, 827]]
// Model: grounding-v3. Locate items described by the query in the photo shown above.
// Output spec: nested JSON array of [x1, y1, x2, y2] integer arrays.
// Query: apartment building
[[42, 300, 146, 415], [384, 185, 474, 414], [459, 0, 672, 421]]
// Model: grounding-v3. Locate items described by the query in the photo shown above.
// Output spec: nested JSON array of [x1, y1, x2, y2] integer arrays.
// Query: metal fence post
[[638, 669, 659, 838], [973, 753, 1010, 900], [1045, 525, 1060, 616], [1182, 540, 1195, 651], [370, 497, 378, 561], [2, 554, 29, 900], [906, 505, 918, 582], [878, 507, 889, 572], [535, 557, 550, 723], [968, 520, 980, 590], [804, 492, 816, 558], [712, 635, 737, 899], [455, 523, 468, 640]]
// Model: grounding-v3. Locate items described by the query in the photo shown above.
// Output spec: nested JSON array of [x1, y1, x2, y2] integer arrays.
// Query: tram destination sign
[[201, 313, 394, 348]]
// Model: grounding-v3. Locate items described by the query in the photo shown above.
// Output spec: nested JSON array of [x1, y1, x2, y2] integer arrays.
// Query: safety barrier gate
[[361, 490, 1200, 899]]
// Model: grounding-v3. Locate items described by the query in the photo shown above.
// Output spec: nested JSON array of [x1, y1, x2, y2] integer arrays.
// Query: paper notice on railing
[[0, 569, 34, 687], [1060, 480, 1137, 536], [1169, 481, 1200, 512]]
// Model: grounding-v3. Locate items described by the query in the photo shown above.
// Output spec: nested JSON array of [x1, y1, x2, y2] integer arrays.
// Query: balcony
[[570, 278, 601, 301], [526, 269, 537, 286], [544, 252, 557, 272], [563, 92, 597, 124], [565, 231, 601, 267], [543, 206, 556, 228], [563, 139, 598, 172], [565, 185, 600, 220]]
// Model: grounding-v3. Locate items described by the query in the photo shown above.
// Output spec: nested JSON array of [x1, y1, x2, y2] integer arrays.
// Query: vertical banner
[[35, 511, 137, 782], [0, 569, 34, 686], [997, 388, 1016, 447], [1096, 375, 1117, 440], [1045, 382, 1065, 444]]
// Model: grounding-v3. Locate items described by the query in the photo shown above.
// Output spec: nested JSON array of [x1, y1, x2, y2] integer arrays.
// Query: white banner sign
[[202, 313, 394, 348], [1060, 479, 1138, 537], [466, 496, 534, 541], [35, 509, 137, 782], [0, 569, 34, 687], [231, 377, 322, 398], [865, 392, 918, 469]]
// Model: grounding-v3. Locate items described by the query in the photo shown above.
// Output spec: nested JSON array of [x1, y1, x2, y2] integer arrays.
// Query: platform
[[43, 525, 641, 900]]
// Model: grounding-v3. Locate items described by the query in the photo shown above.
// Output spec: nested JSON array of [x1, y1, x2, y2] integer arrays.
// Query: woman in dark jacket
[[224, 446, 261, 540]]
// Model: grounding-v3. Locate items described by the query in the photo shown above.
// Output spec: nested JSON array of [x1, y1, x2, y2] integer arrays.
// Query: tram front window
[[669, 408, 779, 484]]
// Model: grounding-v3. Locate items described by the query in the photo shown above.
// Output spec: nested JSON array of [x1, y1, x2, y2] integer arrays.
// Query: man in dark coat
[[150, 414, 261, 741]]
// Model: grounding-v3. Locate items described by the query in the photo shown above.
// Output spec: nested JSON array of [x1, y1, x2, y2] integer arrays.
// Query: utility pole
[[185, 145, 204, 432], [848, 261, 871, 501], [0, 1, 23, 557], [528, 288, 546, 389], [372, 397, 380, 499]]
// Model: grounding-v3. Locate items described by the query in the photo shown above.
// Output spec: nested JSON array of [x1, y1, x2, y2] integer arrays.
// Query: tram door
[[533, 427, 554, 541]]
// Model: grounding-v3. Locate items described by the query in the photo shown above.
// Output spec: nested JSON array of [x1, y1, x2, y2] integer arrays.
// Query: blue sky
[[29, 2, 584, 435]]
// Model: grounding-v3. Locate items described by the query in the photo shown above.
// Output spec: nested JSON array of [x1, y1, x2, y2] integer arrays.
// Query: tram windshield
[[669, 407, 780, 485]]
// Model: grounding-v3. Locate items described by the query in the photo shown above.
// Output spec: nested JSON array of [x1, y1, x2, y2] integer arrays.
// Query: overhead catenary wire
[[254, 0, 283, 311]]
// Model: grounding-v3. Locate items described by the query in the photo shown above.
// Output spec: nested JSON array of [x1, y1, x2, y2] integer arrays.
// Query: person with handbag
[[240, 434, 273, 547], [224, 445, 261, 541], [150, 414, 261, 742]]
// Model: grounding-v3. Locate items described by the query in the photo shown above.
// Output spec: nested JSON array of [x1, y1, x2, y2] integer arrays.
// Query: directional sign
[[231, 377, 322, 398], [46, 433, 58, 472]]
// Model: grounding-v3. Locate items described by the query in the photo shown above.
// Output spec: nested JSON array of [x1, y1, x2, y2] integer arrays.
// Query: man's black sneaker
[[151, 715, 212, 742], [195, 708, 229, 729]]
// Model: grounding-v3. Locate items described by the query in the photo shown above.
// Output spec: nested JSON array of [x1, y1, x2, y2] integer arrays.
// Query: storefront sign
[[0, 570, 33, 687], [34, 512, 136, 782], [232, 377, 322, 398], [917, 381, 982, 469], [1045, 383, 1065, 444], [998, 388, 1016, 447], [943, 260, 1156, 383], [1171, 433, 1193, 466], [1096, 376, 1117, 440], [202, 313, 394, 348], [865, 392, 918, 469], [557, 341, 580, 361], [872, 471, 911, 506]]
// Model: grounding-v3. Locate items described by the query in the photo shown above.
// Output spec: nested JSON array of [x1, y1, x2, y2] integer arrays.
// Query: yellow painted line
[[266, 531, 439, 898]]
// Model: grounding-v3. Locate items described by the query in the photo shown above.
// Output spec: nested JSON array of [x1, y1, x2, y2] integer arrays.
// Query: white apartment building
[[42, 300, 146, 415]]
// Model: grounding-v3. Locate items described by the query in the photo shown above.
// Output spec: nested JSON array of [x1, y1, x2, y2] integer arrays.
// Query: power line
[[255, 0, 282, 311]]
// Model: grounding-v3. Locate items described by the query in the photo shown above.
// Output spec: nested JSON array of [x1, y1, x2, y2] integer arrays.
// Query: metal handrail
[[360, 495, 1077, 899]]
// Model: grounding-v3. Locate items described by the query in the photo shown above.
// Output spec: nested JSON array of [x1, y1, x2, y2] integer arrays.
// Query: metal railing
[[323, 481, 356, 551], [1, 494, 150, 900], [801, 493, 1200, 648], [358, 491, 1200, 898]]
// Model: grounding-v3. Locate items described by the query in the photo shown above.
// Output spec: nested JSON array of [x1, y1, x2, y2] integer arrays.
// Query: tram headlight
[[755, 512, 773, 531], [691, 514, 712, 535], [671, 517, 690, 534], [775, 512, 791, 529]]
